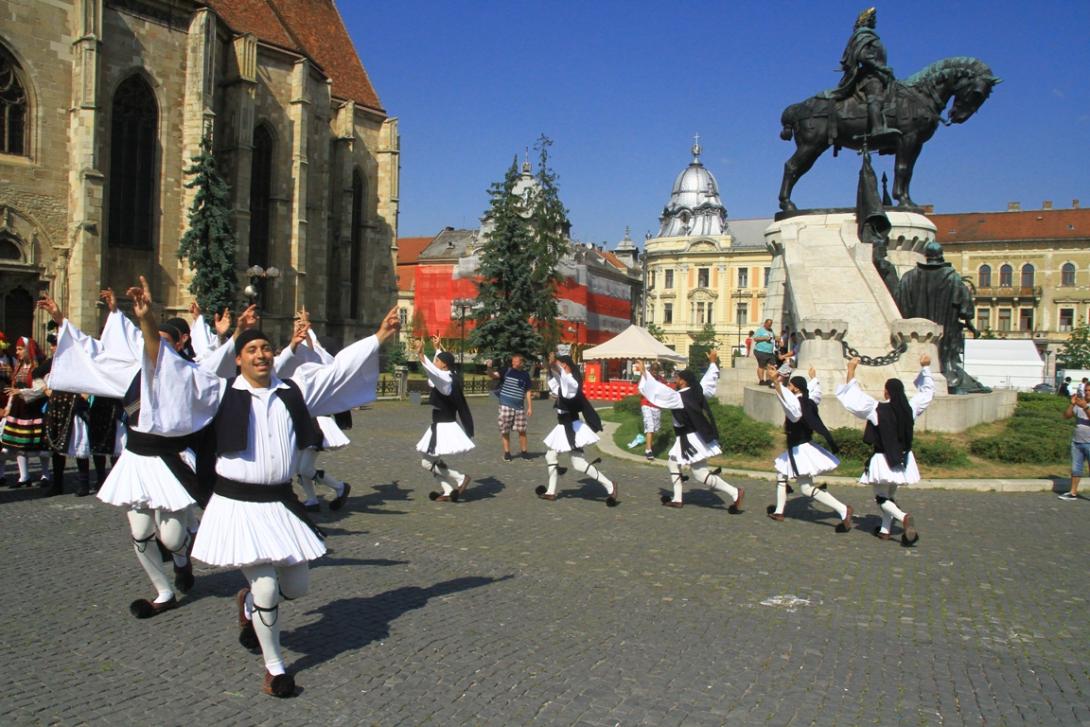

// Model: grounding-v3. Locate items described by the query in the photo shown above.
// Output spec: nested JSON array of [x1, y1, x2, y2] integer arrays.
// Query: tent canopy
[[581, 324, 687, 363], [964, 339, 1044, 390]]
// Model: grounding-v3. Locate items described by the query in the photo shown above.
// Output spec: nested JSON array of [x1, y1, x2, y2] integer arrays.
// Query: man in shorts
[[489, 354, 533, 461], [1060, 392, 1090, 501], [753, 318, 777, 387], [639, 362, 666, 461]]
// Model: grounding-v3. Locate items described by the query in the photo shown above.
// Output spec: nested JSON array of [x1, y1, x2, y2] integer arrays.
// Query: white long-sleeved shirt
[[638, 363, 719, 410], [776, 376, 822, 423], [421, 355, 453, 396], [189, 314, 223, 361], [546, 367, 580, 401], [834, 367, 935, 426], [141, 335, 381, 484]]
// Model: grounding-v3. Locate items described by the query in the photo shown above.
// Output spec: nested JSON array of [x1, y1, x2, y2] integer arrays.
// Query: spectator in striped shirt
[[487, 355, 534, 461]]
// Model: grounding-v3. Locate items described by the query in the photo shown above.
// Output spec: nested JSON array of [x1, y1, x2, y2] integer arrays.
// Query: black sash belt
[[673, 425, 698, 459], [125, 429, 208, 508], [428, 410, 457, 455], [213, 475, 325, 539]]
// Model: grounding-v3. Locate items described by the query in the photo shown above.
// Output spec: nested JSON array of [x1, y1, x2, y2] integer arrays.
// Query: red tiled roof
[[930, 208, 1090, 243], [396, 237, 434, 265], [203, 0, 383, 112], [600, 250, 628, 270]]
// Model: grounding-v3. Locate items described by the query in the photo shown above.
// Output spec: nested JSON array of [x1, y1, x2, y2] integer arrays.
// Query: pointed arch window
[[1020, 263, 1034, 289], [248, 125, 273, 267], [0, 47, 28, 156], [349, 168, 365, 317], [108, 76, 158, 249], [977, 264, 991, 288]]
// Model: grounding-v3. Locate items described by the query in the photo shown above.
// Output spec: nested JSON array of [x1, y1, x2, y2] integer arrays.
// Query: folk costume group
[[19, 273, 938, 699]]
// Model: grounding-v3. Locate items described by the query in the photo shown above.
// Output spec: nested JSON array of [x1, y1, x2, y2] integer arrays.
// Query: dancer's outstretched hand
[[919, 353, 932, 368], [36, 293, 63, 326], [706, 350, 718, 365], [235, 304, 259, 336], [375, 305, 401, 344], [128, 276, 153, 321], [99, 288, 118, 313], [213, 308, 232, 338]]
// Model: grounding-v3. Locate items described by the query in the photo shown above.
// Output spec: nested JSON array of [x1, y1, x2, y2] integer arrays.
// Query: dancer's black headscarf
[[556, 355, 581, 384], [883, 378, 914, 454], [165, 317, 197, 361], [553, 354, 600, 447]]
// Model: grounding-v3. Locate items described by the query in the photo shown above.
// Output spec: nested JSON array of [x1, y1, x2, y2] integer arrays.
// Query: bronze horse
[[778, 57, 1000, 211]]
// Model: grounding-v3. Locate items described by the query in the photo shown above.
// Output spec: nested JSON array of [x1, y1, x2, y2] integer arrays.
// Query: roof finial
[[522, 147, 531, 174], [691, 133, 702, 163]]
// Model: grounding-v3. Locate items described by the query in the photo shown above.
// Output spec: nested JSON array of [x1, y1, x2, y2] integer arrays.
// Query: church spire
[[691, 133, 702, 164]]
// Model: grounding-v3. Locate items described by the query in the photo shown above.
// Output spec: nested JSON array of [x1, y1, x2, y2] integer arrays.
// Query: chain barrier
[[840, 338, 906, 366]]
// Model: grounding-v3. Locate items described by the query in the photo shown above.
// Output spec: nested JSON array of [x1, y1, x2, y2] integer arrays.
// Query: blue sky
[[341, 1, 1090, 246]]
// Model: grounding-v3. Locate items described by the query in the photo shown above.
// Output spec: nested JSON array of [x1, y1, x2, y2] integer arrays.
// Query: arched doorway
[[3, 287, 34, 339]]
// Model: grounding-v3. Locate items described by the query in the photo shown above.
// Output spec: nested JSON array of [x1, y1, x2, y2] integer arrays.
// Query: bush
[[711, 403, 775, 457], [969, 432, 1068, 464], [828, 427, 872, 463], [613, 394, 642, 416], [912, 435, 971, 467]]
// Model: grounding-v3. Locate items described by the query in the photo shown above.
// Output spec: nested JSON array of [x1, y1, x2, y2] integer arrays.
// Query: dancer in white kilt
[[767, 363, 853, 532], [835, 354, 934, 545], [131, 275, 400, 698], [46, 290, 238, 618], [295, 327, 352, 511], [538, 353, 618, 506], [414, 336, 474, 502], [636, 351, 744, 512]]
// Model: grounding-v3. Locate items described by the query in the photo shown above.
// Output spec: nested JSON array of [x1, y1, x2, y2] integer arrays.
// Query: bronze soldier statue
[[828, 7, 900, 143]]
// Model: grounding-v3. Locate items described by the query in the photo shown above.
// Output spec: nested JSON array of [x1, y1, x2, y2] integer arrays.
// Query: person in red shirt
[[639, 362, 667, 461]]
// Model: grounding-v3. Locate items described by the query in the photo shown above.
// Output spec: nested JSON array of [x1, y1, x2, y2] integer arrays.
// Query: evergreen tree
[[1058, 324, 1090, 369], [469, 158, 543, 362], [645, 322, 667, 343], [526, 135, 571, 358], [688, 323, 720, 372], [177, 136, 239, 315]]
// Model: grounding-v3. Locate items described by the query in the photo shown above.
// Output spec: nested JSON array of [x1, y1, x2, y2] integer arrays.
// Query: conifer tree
[[177, 136, 239, 315], [527, 135, 571, 357], [470, 158, 543, 362]]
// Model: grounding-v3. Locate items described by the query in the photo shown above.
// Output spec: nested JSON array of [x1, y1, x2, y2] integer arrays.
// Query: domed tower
[[658, 137, 728, 238], [613, 226, 639, 269]]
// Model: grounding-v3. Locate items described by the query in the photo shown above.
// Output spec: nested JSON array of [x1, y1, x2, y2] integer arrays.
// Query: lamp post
[[243, 264, 280, 317], [568, 312, 586, 362], [452, 298, 475, 365]]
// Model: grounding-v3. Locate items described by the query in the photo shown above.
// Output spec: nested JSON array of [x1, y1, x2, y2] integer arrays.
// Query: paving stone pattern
[[1, 399, 1087, 725]]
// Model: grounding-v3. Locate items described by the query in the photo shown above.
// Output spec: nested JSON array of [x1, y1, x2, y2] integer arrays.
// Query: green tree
[[1058, 324, 1090, 369], [526, 135, 571, 359], [177, 136, 238, 315], [646, 322, 667, 343], [688, 323, 720, 372], [469, 157, 543, 362]]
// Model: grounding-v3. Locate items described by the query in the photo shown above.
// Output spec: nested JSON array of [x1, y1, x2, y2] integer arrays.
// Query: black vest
[[214, 377, 323, 455], [672, 388, 718, 443], [863, 402, 912, 469]]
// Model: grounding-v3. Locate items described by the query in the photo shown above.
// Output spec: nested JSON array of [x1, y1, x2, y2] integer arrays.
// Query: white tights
[[297, 448, 345, 504], [774, 475, 848, 520], [666, 459, 738, 504], [127, 507, 191, 602], [241, 563, 310, 675], [420, 454, 465, 496], [873, 483, 907, 534], [544, 449, 614, 497], [15, 451, 50, 482]]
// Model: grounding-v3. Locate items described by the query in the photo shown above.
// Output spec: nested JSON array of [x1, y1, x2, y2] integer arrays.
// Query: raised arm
[[636, 360, 683, 410], [835, 357, 879, 425], [909, 354, 935, 420], [129, 276, 160, 368], [700, 350, 720, 398], [807, 366, 823, 406], [419, 353, 453, 395]]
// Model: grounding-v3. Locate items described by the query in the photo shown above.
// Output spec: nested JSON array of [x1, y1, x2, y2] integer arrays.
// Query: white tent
[[581, 324, 687, 363], [963, 339, 1044, 390]]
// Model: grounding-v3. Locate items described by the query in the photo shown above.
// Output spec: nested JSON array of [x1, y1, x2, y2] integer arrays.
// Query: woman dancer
[[414, 336, 474, 502], [538, 353, 618, 506], [835, 354, 934, 545], [768, 363, 853, 532], [1, 336, 50, 487], [636, 351, 743, 512]]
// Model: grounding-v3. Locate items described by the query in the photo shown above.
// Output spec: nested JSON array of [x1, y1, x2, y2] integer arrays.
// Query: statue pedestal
[[738, 210, 1016, 432]]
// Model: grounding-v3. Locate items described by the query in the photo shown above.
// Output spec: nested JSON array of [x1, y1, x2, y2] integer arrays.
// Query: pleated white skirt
[[415, 421, 475, 456], [317, 416, 350, 450], [64, 416, 92, 459], [97, 449, 197, 512], [192, 492, 327, 568], [774, 442, 840, 478], [668, 431, 722, 465], [858, 451, 921, 486], [543, 420, 599, 453]]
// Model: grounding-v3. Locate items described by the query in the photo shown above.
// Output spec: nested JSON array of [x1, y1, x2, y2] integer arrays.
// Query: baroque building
[[642, 141, 770, 357], [0, 0, 398, 346]]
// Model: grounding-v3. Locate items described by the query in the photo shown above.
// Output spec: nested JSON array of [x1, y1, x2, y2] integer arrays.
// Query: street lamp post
[[452, 298, 474, 365], [244, 264, 280, 317], [568, 312, 586, 361]]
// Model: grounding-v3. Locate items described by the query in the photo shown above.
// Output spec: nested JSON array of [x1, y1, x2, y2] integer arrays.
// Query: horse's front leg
[[779, 142, 826, 212], [893, 138, 923, 208]]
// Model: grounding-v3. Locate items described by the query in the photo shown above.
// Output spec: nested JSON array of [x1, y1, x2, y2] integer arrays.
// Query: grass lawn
[[601, 393, 1072, 480]]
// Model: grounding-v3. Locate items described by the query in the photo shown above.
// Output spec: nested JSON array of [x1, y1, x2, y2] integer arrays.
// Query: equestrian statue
[[778, 7, 1000, 212]]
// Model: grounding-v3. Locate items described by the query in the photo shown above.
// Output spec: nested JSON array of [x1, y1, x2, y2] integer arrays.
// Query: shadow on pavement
[[463, 476, 505, 501], [285, 574, 515, 672], [345, 480, 413, 515]]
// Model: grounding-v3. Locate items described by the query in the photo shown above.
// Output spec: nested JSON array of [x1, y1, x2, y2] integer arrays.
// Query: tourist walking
[[753, 318, 776, 386], [487, 353, 533, 461]]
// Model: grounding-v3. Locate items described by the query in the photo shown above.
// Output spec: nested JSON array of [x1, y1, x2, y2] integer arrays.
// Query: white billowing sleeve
[[199, 336, 240, 378], [288, 334, 382, 416], [639, 370, 683, 410], [910, 367, 935, 420], [420, 354, 453, 396], [547, 369, 561, 397], [558, 370, 580, 399], [700, 363, 719, 398], [50, 318, 139, 398], [835, 378, 880, 426], [776, 386, 803, 422], [274, 342, 324, 379], [808, 376, 823, 406], [306, 330, 335, 365], [100, 309, 144, 362], [189, 315, 221, 361], [143, 340, 226, 436]]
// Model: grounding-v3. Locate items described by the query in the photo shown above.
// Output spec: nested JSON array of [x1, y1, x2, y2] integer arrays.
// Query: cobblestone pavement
[[1, 398, 1088, 726]]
